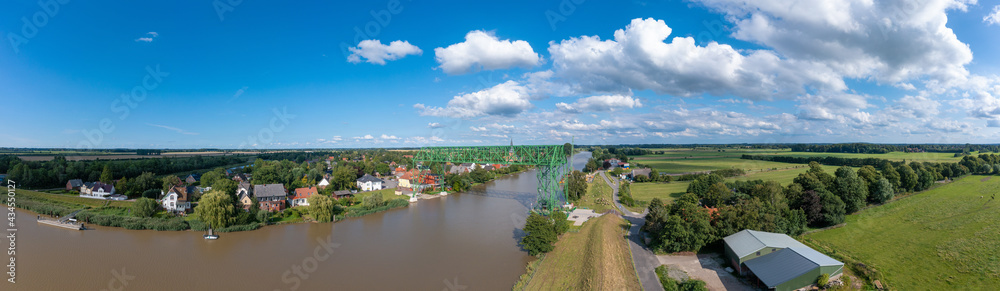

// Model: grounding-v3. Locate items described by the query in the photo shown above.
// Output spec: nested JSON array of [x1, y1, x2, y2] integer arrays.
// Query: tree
[[212, 178, 238, 204], [363, 193, 384, 209], [195, 190, 238, 229], [131, 197, 158, 218], [645, 194, 714, 252], [142, 189, 161, 199], [307, 195, 335, 223], [200, 168, 225, 188], [115, 176, 131, 197], [332, 166, 357, 190], [870, 177, 894, 204], [563, 143, 573, 156], [857, 165, 882, 197], [818, 189, 846, 227], [551, 210, 571, 235], [133, 172, 158, 194], [834, 166, 868, 213], [521, 212, 557, 256], [566, 171, 588, 201], [161, 175, 182, 192], [898, 164, 918, 192], [703, 182, 732, 207], [100, 165, 113, 184], [881, 163, 901, 191]]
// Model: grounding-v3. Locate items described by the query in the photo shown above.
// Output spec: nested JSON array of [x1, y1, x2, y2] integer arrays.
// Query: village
[[63, 156, 520, 216]]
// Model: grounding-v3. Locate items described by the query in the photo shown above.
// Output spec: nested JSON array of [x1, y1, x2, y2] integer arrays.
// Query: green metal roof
[[743, 247, 843, 289], [723, 229, 809, 259]]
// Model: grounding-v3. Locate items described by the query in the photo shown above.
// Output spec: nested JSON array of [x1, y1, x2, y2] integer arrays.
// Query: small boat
[[204, 228, 219, 240]]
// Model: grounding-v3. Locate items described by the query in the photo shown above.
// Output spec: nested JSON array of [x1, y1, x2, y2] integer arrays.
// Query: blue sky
[[2, 0, 1000, 149]]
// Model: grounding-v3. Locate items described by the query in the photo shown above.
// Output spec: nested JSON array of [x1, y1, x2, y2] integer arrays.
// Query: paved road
[[601, 172, 663, 291]]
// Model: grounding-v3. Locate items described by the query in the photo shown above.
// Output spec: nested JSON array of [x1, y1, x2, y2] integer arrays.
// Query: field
[[524, 214, 641, 290], [575, 174, 615, 213], [629, 149, 968, 176], [806, 175, 1000, 290], [629, 164, 845, 203], [19, 189, 134, 208]]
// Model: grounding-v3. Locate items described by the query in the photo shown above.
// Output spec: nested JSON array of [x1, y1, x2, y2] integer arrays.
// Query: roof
[[333, 190, 352, 197], [743, 247, 843, 288], [357, 174, 383, 183], [168, 185, 190, 202], [90, 182, 114, 193], [68, 179, 84, 187], [238, 181, 252, 191], [723, 229, 809, 259], [253, 184, 287, 198], [632, 168, 652, 176], [186, 174, 201, 180], [292, 187, 317, 200]]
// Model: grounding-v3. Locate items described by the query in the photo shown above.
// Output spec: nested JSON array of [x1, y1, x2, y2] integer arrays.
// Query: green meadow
[[806, 175, 1000, 290]]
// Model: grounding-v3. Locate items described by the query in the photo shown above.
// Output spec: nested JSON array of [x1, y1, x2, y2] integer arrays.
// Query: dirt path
[[601, 172, 663, 291], [657, 253, 755, 291]]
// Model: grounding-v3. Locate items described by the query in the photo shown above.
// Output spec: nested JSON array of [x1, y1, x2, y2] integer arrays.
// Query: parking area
[[657, 253, 757, 291], [567, 208, 603, 226]]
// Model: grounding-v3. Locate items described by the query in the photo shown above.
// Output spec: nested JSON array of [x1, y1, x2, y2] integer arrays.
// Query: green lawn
[[806, 175, 1000, 290], [19, 189, 133, 208], [352, 188, 399, 201], [630, 164, 847, 204]]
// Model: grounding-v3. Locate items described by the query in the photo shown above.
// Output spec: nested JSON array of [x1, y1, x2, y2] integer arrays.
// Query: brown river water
[[7, 152, 591, 291]]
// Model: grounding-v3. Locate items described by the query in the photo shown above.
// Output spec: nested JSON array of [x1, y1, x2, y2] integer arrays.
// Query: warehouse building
[[723, 230, 844, 291]]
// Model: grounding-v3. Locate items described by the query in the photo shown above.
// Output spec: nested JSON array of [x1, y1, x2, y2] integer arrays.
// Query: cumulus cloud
[[548, 18, 845, 100], [693, 0, 974, 86], [428, 122, 446, 128], [555, 95, 643, 113], [435, 30, 541, 75], [892, 95, 940, 118], [135, 32, 158, 42], [414, 81, 533, 118], [985, 5, 1000, 25], [795, 93, 871, 123], [347, 40, 422, 65]]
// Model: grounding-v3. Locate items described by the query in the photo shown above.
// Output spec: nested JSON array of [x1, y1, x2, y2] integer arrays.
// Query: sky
[[2, 0, 1000, 149]]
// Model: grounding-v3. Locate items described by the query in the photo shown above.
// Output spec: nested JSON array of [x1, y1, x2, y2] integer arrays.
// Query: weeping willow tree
[[195, 190, 238, 229]]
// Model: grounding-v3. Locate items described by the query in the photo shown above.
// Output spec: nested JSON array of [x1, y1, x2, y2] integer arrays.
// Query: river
[[8, 151, 592, 290]]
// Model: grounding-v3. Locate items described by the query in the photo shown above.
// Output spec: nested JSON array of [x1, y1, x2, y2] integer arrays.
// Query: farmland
[[806, 175, 1000, 290], [629, 164, 844, 203]]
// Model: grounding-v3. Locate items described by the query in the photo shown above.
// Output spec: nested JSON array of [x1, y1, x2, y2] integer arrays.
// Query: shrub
[[655, 265, 680, 291], [679, 279, 707, 291], [817, 273, 830, 287], [216, 222, 263, 233]]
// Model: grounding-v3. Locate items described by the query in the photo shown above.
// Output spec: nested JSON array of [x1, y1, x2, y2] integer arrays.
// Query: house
[[80, 182, 116, 199], [449, 165, 470, 175], [630, 168, 652, 180], [161, 186, 193, 213], [317, 178, 330, 189], [332, 190, 353, 199], [290, 187, 317, 207], [184, 174, 201, 184], [66, 179, 84, 191], [254, 184, 287, 212], [356, 174, 383, 191], [723, 230, 843, 291], [236, 182, 254, 210], [233, 173, 250, 182], [393, 167, 408, 177]]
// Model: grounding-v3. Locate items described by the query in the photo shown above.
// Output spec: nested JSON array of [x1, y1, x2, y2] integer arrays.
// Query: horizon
[[3, 1, 1000, 148]]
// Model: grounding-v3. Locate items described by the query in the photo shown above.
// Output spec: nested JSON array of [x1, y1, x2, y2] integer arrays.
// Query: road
[[601, 172, 663, 291]]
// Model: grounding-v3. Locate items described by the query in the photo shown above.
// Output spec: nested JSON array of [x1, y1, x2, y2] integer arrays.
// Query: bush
[[216, 222, 263, 232], [817, 273, 830, 287], [655, 266, 680, 291], [679, 279, 707, 291], [346, 199, 408, 218], [76, 210, 189, 231]]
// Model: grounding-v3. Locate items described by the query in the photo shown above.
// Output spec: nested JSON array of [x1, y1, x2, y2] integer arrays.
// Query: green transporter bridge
[[411, 143, 572, 211]]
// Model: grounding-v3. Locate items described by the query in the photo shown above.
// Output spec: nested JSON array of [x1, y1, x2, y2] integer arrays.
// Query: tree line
[[789, 143, 1000, 154], [0, 154, 253, 189], [642, 158, 967, 253]]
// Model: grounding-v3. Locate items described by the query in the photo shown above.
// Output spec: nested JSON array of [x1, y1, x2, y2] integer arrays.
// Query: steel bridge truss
[[412, 145, 571, 211]]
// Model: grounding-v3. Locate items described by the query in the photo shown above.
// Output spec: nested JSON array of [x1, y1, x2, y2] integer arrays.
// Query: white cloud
[[470, 126, 487, 132], [347, 40, 422, 65], [414, 81, 533, 118], [985, 5, 1000, 25], [548, 18, 844, 100], [434, 30, 541, 75], [134, 32, 158, 43], [380, 134, 400, 140], [795, 93, 871, 123], [694, 0, 974, 86], [892, 95, 940, 118], [146, 123, 198, 135], [428, 122, 446, 128], [555, 95, 643, 113]]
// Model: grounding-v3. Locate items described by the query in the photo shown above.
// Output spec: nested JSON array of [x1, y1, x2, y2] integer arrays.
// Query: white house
[[161, 186, 193, 213], [318, 178, 330, 188], [80, 182, 115, 199], [356, 174, 383, 191]]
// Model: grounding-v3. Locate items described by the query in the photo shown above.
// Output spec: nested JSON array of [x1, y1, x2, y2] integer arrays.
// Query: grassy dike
[[513, 214, 641, 290]]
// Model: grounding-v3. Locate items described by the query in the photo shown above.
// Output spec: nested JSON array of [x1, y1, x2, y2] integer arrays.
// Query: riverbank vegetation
[[519, 215, 641, 290]]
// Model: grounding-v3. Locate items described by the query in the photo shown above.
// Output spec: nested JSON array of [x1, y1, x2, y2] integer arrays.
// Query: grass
[[805, 175, 1000, 290], [352, 188, 398, 201], [635, 157, 797, 174], [629, 164, 848, 204], [575, 174, 615, 213], [524, 215, 641, 290], [18, 189, 133, 208]]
